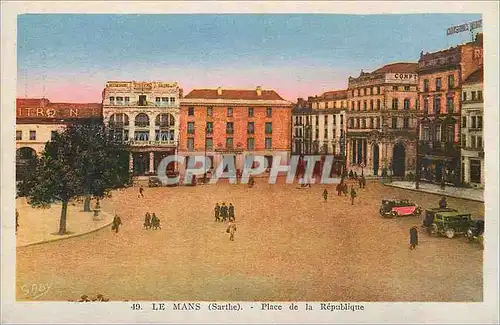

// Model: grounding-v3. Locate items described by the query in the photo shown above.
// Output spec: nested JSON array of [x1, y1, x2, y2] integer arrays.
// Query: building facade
[[179, 86, 292, 173], [460, 67, 484, 188], [16, 98, 102, 179], [101, 81, 182, 176], [347, 63, 419, 177], [416, 34, 483, 185]]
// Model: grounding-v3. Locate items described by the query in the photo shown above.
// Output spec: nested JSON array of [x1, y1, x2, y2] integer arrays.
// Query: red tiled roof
[[464, 67, 484, 84], [183, 88, 285, 100], [319, 90, 347, 100], [373, 62, 418, 74], [16, 98, 102, 119]]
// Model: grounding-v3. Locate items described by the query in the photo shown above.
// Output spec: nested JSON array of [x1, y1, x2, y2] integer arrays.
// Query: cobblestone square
[[16, 180, 484, 302]]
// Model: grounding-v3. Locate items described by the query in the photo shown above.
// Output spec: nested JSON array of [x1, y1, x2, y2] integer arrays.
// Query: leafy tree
[[19, 122, 131, 235]]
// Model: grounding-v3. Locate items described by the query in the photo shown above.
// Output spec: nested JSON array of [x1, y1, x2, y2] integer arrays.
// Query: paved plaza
[[16, 180, 484, 302]]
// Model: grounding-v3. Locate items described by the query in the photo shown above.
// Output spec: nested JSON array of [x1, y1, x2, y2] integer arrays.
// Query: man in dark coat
[[112, 215, 122, 233], [15, 209, 19, 234], [350, 186, 357, 205], [144, 212, 151, 229], [361, 175, 366, 189], [349, 170, 354, 179], [409, 226, 418, 250], [139, 186, 144, 198], [228, 203, 235, 222], [439, 196, 447, 209], [221, 203, 228, 222], [323, 189, 328, 202], [214, 203, 221, 222], [336, 183, 343, 196]]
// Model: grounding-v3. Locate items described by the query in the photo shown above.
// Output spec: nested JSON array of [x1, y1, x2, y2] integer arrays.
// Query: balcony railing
[[135, 122, 150, 128], [156, 122, 175, 128], [109, 122, 129, 127], [127, 140, 176, 146]]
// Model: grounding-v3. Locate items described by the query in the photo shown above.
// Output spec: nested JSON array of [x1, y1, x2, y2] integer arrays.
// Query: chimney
[[256, 86, 262, 96], [217, 87, 222, 96]]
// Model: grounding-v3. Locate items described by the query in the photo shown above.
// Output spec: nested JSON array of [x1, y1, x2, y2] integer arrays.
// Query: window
[[357, 101, 360, 110], [170, 97, 175, 104], [478, 91, 483, 101], [247, 122, 255, 134], [361, 89, 365, 96], [227, 107, 233, 117], [403, 98, 410, 110], [29, 130, 36, 140], [206, 138, 213, 149], [446, 98, 454, 112], [377, 99, 381, 110], [445, 124, 454, 143], [470, 159, 481, 183], [226, 137, 233, 148], [463, 92, 467, 101], [424, 99, 429, 113], [156, 97, 161, 103], [315, 129, 319, 138], [392, 98, 399, 110], [109, 96, 115, 104], [462, 117, 467, 128], [391, 118, 397, 129], [435, 125, 442, 142], [187, 122, 195, 134], [393, 86, 398, 91], [376, 117, 381, 128], [471, 135, 477, 149], [188, 107, 194, 116], [51, 130, 57, 140], [138, 95, 147, 106], [471, 91, 477, 100], [263, 122, 272, 135], [134, 131, 149, 141], [377, 86, 380, 94], [207, 106, 213, 117], [372, 87, 377, 95], [477, 136, 483, 149], [187, 138, 194, 151], [116, 96, 124, 105], [340, 115, 343, 125], [436, 78, 442, 91], [471, 116, 477, 129], [363, 101, 367, 111], [265, 137, 272, 149], [16, 131, 22, 140], [124, 97, 130, 104], [404, 85, 410, 91], [324, 128, 328, 138], [352, 90, 355, 97], [423, 79, 429, 92], [461, 134, 467, 147], [247, 138, 255, 150], [403, 117, 410, 129], [362, 118, 366, 129], [415, 99, 419, 110], [248, 107, 254, 117], [266, 107, 272, 117], [433, 97, 441, 114], [448, 75, 454, 89], [478, 116, 483, 129], [226, 122, 234, 134], [422, 125, 430, 141], [206, 122, 213, 134]]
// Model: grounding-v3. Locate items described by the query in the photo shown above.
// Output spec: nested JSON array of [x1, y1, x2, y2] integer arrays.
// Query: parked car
[[422, 207, 459, 227], [148, 176, 163, 187], [465, 219, 485, 242], [425, 211, 474, 238], [379, 199, 422, 218]]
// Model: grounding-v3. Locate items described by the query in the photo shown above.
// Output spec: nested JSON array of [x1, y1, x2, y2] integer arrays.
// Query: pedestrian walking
[[139, 186, 144, 198], [336, 183, 343, 196], [343, 183, 348, 196], [358, 177, 363, 189], [15, 209, 19, 234], [221, 202, 228, 222], [361, 175, 366, 189], [354, 171, 358, 180], [323, 189, 328, 202], [350, 186, 357, 205], [409, 226, 419, 250], [214, 203, 221, 222], [151, 213, 161, 230], [144, 212, 151, 229], [439, 196, 447, 209], [111, 214, 122, 233], [228, 203, 235, 222], [226, 220, 237, 241], [349, 170, 354, 179]]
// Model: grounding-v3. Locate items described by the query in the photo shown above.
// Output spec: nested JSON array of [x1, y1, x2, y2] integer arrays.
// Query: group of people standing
[[143, 212, 161, 230], [214, 202, 236, 222]]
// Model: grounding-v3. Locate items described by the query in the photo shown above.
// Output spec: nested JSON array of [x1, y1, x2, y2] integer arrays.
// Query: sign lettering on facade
[[107, 82, 130, 88], [384, 73, 418, 84], [157, 82, 176, 88], [446, 19, 482, 36], [134, 82, 153, 90]]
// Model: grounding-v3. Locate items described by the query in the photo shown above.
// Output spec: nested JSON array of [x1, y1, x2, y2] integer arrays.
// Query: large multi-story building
[[179, 86, 292, 173], [346, 62, 419, 177], [15, 97, 102, 179], [416, 34, 483, 185], [460, 67, 484, 188], [291, 91, 348, 175], [101, 81, 182, 176]]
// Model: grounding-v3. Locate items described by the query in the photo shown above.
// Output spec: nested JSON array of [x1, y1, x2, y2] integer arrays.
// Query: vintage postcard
[[1, 1, 499, 324]]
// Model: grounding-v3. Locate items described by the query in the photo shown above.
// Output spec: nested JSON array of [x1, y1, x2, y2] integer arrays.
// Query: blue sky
[[17, 14, 482, 102]]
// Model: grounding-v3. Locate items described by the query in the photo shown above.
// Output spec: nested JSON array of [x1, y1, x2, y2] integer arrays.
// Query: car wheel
[[414, 208, 422, 216], [445, 228, 455, 239], [390, 211, 398, 218], [430, 224, 438, 236], [466, 230, 474, 241]]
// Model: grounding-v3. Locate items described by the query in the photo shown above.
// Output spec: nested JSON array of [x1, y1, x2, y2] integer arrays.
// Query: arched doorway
[[16, 147, 37, 180], [392, 142, 406, 177], [372, 144, 380, 176]]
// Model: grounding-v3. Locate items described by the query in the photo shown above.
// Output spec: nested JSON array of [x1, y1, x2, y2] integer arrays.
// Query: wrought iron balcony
[[126, 140, 176, 146]]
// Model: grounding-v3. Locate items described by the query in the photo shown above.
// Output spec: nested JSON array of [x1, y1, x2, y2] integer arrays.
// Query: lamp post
[[415, 118, 420, 189]]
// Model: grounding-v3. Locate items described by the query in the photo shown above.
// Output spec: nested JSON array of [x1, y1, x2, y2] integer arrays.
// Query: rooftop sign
[[446, 19, 482, 36]]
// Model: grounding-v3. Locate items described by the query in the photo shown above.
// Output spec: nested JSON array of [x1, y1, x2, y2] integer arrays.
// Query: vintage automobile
[[379, 199, 422, 218], [465, 219, 485, 242], [422, 207, 459, 227], [425, 211, 474, 238], [148, 176, 163, 187]]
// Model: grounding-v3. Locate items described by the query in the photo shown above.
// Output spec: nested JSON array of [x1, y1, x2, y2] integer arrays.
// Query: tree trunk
[[83, 195, 91, 212], [58, 200, 68, 235]]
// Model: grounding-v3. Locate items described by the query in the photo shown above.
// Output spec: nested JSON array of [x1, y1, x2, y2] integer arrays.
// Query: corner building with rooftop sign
[[102, 81, 182, 176]]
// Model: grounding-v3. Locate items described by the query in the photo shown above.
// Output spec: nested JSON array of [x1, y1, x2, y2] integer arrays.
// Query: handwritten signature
[[21, 283, 52, 300]]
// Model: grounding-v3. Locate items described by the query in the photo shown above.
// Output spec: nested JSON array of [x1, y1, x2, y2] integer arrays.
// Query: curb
[[17, 212, 114, 248], [383, 183, 484, 203]]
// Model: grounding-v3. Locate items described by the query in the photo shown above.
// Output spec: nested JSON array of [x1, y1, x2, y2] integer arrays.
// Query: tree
[[19, 122, 131, 235]]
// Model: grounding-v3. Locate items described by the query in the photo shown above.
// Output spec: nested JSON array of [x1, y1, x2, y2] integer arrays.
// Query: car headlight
[[467, 229, 473, 236]]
